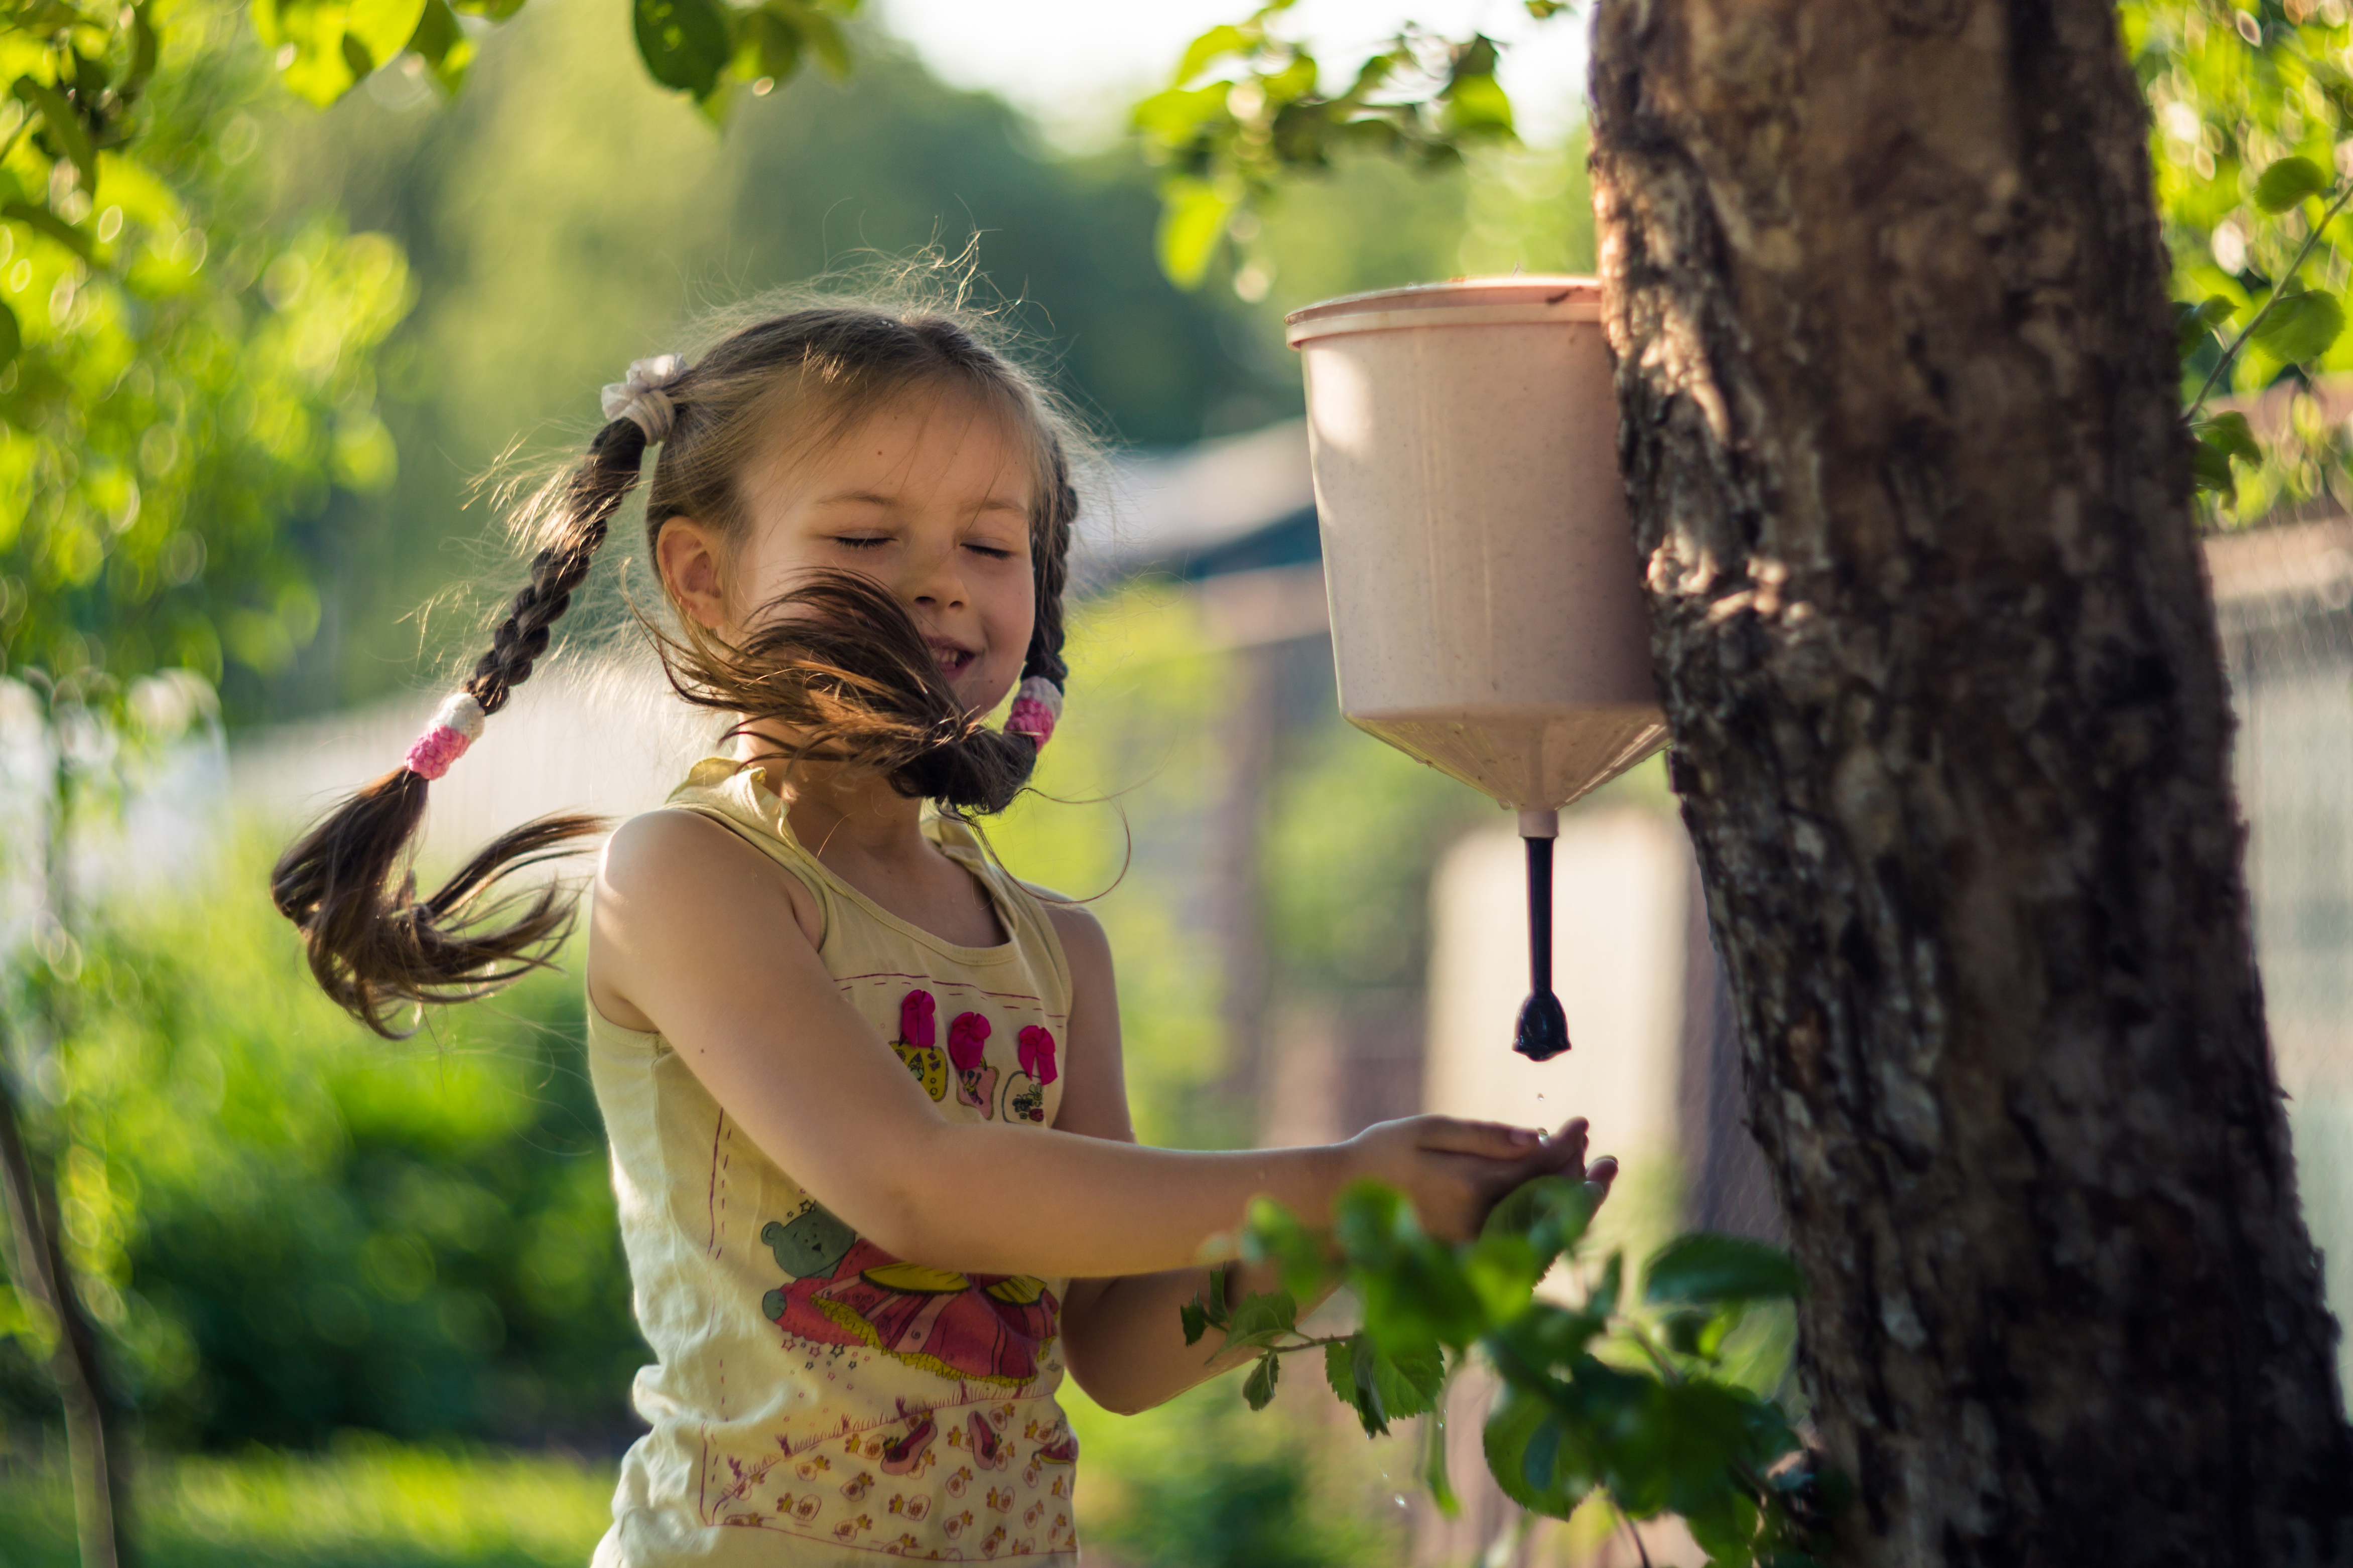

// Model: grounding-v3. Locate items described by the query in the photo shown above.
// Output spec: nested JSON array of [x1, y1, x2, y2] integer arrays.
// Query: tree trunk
[[0, 1071, 126, 1568], [1587, 2, 2353, 1562]]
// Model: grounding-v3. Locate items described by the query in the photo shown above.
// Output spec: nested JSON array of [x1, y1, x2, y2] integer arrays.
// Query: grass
[[0, 1439, 613, 1567]]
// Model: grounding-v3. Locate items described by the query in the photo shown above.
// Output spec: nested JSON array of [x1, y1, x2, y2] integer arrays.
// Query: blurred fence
[[2213, 516, 2353, 1389]]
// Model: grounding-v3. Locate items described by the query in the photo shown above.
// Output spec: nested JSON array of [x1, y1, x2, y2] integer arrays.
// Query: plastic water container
[[1286, 277, 1666, 818]]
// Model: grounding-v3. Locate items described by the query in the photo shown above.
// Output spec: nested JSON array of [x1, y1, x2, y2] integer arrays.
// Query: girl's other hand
[[1340, 1114, 1619, 1242]]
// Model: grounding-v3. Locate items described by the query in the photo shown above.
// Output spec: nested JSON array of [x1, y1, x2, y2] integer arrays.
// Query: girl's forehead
[[750, 383, 1037, 507]]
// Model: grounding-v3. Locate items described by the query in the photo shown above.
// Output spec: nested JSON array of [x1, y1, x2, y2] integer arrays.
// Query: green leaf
[[2192, 412, 2260, 495], [2253, 154, 2332, 213], [404, 0, 474, 93], [1242, 1349, 1280, 1410], [1589, 1250, 1622, 1319], [1180, 1298, 1208, 1348], [1133, 82, 1233, 150], [14, 77, 97, 196], [1323, 1339, 1371, 1428], [1215, 1289, 1297, 1355], [1242, 1195, 1333, 1302], [1203, 1261, 1230, 1327], [1441, 37, 1514, 139], [1482, 1380, 1590, 1518], [1643, 1233, 1804, 1307], [1333, 1180, 1413, 1262], [1462, 1232, 1542, 1323], [1322, 1334, 1446, 1437], [634, 0, 732, 98], [768, 0, 849, 78], [0, 300, 19, 370], [2175, 295, 2237, 359], [3, 200, 95, 262], [1155, 176, 1236, 289], [345, 0, 428, 72], [1176, 22, 1251, 83], [2252, 287, 2346, 363], [2195, 410, 2260, 464], [1684, 1486, 1761, 1565], [737, 7, 802, 85], [2191, 434, 2240, 494]]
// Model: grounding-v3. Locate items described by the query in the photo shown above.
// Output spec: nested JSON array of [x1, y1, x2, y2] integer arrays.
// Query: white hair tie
[[600, 353, 687, 442]]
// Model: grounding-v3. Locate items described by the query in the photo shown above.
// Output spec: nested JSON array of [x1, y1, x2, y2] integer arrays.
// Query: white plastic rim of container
[[1286, 276, 1668, 814]]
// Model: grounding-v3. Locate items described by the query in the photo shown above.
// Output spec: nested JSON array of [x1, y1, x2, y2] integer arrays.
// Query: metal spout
[[1512, 814, 1571, 1061]]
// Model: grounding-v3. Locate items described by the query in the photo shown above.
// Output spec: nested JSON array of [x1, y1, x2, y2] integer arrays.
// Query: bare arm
[[587, 811, 1568, 1281], [1041, 904, 1613, 1416]]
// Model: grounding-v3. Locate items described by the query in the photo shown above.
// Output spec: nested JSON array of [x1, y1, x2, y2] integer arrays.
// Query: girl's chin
[[949, 671, 1016, 716]]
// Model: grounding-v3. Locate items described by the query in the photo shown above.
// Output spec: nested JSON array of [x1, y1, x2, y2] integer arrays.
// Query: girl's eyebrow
[[812, 489, 1029, 517]]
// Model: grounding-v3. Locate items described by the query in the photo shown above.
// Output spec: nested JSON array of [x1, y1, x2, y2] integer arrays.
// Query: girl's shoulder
[[598, 774, 829, 949]]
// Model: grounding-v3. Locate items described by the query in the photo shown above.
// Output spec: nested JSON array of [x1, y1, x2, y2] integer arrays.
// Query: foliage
[[1069, 1379, 1403, 1568], [1136, 0, 1535, 287], [2127, 0, 2353, 523], [1189, 1179, 1834, 1567], [8, 828, 639, 1447], [0, 0, 410, 719], [0, 1439, 612, 1565], [253, 0, 856, 119]]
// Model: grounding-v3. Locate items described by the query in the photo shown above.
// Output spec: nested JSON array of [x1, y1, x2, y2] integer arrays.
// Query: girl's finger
[[1418, 1117, 1544, 1159], [1487, 1118, 1591, 1185]]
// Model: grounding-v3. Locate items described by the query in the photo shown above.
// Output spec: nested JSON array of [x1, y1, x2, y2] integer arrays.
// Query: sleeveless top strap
[[929, 812, 1073, 1001], [660, 756, 836, 948]]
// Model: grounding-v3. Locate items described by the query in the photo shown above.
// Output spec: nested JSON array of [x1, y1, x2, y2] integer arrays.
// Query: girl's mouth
[[926, 638, 977, 678]]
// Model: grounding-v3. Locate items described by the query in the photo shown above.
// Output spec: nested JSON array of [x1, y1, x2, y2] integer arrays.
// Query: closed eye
[[964, 542, 1017, 560], [832, 535, 892, 550]]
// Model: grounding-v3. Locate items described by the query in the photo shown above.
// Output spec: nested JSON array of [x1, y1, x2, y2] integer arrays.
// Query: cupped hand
[[1342, 1114, 1619, 1242]]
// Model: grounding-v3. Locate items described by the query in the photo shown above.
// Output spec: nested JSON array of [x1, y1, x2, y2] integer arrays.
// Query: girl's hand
[[1341, 1114, 1619, 1242]]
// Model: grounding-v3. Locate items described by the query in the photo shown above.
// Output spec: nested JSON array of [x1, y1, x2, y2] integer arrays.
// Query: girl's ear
[[657, 515, 730, 630]]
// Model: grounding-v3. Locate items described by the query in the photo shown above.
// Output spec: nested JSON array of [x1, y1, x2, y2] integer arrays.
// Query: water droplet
[[1393, 1494, 1409, 1509]]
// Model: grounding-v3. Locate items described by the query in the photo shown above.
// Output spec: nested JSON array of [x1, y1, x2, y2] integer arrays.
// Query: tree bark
[[1588, 2, 2353, 1562], [0, 1033, 127, 1568]]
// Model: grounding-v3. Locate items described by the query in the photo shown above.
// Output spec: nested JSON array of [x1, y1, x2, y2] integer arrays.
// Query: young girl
[[273, 297, 1616, 1565]]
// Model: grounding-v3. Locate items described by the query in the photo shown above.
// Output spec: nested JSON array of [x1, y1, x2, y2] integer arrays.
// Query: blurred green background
[[0, 0, 1599, 1561], [6, 0, 2347, 1562]]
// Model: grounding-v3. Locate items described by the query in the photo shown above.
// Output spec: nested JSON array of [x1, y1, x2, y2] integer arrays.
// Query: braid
[[270, 417, 651, 1036], [470, 419, 647, 714], [1022, 433, 1076, 689]]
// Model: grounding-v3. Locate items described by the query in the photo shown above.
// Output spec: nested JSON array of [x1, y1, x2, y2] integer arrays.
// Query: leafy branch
[[1188, 1179, 1838, 1567], [2181, 153, 2353, 499], [1136, 0, 1554, 287]]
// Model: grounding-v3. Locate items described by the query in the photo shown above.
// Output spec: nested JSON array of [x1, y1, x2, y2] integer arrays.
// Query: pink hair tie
[[1005, 676, 1063, 750], [403, 692, 487, 781]]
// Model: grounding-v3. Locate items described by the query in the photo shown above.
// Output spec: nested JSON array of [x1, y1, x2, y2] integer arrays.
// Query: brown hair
[[272, 299, 1085, 1036]]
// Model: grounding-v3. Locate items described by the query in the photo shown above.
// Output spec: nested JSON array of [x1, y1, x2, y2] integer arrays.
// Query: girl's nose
[[899, 540, 968, 614]]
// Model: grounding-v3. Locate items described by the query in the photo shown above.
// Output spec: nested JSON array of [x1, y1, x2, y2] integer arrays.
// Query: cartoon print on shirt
[[879, 1400, 938, 1475], [891, 988, 948, 1101], [964, 1409, 1013, 1471], [1003, 1024, 1056, 1121], [726, 970, 1073, 1552], [948, 1011, 997, 1116], [761, 1188, 1060, 1386]]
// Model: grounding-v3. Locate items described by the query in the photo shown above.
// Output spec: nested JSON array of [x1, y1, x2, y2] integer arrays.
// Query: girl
[[273, 297, 1616, 1565]]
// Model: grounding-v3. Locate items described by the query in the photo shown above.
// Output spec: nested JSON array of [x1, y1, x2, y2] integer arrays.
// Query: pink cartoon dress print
[[738, 985, 1077, 1560]]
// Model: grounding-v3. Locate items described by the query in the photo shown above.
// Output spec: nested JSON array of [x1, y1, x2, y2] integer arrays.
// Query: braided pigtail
[[1001, 429, 1076, 749], [270, 415, 653, 1036]]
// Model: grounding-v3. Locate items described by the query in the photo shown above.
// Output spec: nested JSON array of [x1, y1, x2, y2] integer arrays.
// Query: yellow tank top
[[587, 759, 1080, 1566]]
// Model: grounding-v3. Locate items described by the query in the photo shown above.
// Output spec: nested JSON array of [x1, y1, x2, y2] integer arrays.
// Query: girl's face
[[659, 384, 1039, 715]]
